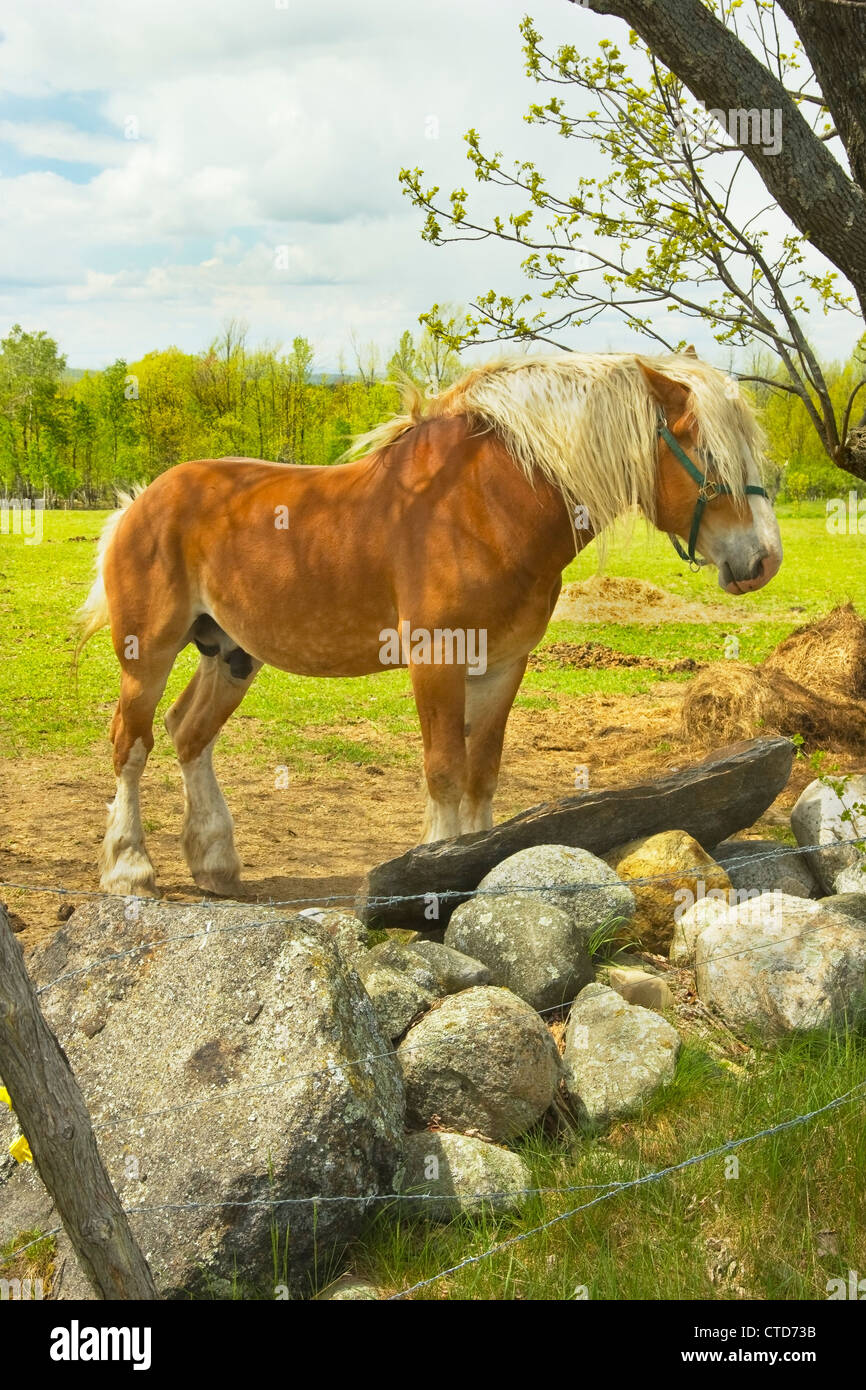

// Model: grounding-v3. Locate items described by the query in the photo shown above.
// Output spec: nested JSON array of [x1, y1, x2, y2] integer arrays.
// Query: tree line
[[0, 320, 461, 505], [0, 318, 856, 505]]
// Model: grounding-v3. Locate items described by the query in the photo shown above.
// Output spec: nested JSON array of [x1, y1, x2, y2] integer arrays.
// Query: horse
[[76, 351, 782, 899]]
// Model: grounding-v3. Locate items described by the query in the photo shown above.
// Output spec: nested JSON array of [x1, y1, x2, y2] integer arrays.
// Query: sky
[[0, 0, 860, 373]]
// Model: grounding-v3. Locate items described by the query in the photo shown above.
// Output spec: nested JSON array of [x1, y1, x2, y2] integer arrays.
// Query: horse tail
[[73, 488, 144, 669]]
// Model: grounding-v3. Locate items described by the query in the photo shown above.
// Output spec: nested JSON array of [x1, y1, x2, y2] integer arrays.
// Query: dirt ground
[[553, 574, 786, 624], [0, 675, 843, 949]]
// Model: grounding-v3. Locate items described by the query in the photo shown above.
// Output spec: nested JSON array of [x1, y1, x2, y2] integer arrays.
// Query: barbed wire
[[388, 1079, 866, 1299], [4, 832, 864, 1007], [5, 1081, 863, 1289], [121, 1176, 629, 1213], [0, 835, 863, 1141], [2, 830, 863, 919]]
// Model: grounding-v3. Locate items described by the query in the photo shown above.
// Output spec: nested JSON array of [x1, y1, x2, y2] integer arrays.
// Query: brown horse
[[77, 352, 782, 898]]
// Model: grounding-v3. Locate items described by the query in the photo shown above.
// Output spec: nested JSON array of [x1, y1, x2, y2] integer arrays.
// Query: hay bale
[[762, 603, 866, 699], [680, 661, 866, 752]]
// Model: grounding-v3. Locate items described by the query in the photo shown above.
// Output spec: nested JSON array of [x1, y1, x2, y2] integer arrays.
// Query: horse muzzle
[[718, 546, 781, 594]]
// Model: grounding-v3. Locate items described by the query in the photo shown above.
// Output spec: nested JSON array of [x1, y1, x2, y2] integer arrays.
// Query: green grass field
[[1, 502, 862, 761], [353, 1031, 866, 1302], [2, 502, 866, 1302]]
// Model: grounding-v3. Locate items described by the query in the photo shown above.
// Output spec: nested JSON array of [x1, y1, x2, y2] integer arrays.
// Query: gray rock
[[669, 895, 732, 966], [791, 776, 866, 894], [474, 844, 635, 950], [358, 737, 794, 931], [297, 907, 368, 964], [315, 1274, 380, 1300], [604, 966, 674, 1012], [355, 939, 492, 1040], [406, 940, 491, 992], [445, 892, 592, 1012], [562, 983, 681, 1124], [395, 1131, 531, 1221], [399, 986, 561, 1141], [713, 838, 816, 899], [0, 900, 404, 1299], [0, 1124, 97, 1301], [695, 893, 866, 1036], [358, 939, 439, 992], [360, 937, 490, 994], [817, 893, 866, 924], [356, 945, 437, 1042]]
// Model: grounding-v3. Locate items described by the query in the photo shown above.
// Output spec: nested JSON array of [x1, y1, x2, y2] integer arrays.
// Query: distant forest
[[0, 319, 858, 504]]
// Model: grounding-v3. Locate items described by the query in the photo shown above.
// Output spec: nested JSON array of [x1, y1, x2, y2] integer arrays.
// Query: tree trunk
[[0, 904, 159, 1300], [582, 0, 866, 319]]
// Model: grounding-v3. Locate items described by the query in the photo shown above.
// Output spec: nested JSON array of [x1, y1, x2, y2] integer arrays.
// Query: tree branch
[[577, 0, 866, 310]]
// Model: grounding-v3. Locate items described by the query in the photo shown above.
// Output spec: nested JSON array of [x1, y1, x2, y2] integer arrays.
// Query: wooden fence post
[[0, 902, 159, 1300]]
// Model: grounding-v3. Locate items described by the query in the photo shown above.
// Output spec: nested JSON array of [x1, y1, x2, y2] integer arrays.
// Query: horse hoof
[[192, 871, 242, 898], [99, 866, 158, 898]]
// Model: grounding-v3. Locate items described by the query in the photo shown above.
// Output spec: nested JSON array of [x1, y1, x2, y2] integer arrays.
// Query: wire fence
[[0, 834, 860, 1144], [6, 1080, 865, 1297], [3, 830, 863, 917], [2, 832, 866, 1296]]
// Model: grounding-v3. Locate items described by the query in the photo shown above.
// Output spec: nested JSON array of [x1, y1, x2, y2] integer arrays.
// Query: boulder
[[712, 838, 816, 899], [356, 943, 438, 1042], [791, 776, 866, 894], [474, 845, 635, 951], [355, 965, 436, 1043], [398, 986, 561, 1141], [354, 939, 492, 1040], [445, 892, 593, 1012], [562, 983, 681, 1124], [669, 895, 733, 966], [603, 830, 730, 953], [401, 940, 492, 992], [604, 966, 674, 1012], [817, 893, 866, 924], [296, 907, 368, 965], [358, 939, 438, 991], [0, 900, 404, 1299], [395, 1131, 531, 1221], [695, 893, 866, 1036]]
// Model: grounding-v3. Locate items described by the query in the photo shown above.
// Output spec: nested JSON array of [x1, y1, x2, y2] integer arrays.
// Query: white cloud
[[0, 0, 858, 370], [0, 119, 128, 164]]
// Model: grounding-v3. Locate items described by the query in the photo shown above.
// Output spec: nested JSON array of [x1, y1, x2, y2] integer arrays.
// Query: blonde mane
[[349, 352, 765, 536]]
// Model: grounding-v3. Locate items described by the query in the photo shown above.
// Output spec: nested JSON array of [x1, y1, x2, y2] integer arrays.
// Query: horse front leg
[[410, 663, 468, 845]]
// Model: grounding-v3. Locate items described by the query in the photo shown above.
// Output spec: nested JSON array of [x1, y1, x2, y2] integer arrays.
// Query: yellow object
[[0, 1086, 11, 1109], [9, 1135, 33, 1164]]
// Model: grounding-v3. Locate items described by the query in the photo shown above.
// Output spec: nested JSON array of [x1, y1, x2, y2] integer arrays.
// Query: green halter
[[658, 419, 769, 570]]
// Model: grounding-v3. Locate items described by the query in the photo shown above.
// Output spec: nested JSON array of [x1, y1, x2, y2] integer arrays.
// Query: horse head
[[640, 359, 782, 594]]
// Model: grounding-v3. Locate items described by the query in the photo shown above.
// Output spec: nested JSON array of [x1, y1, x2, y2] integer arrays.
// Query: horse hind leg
[[101, 660, 174, 896], [165, 632, 261, 895]]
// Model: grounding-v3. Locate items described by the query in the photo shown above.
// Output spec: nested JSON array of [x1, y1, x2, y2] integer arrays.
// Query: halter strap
[[657, 420, 769, 570]]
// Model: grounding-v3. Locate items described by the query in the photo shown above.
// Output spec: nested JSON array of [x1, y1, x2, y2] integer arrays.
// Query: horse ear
[[684, 343, 698, 358], [637, 361, 690, 418]]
